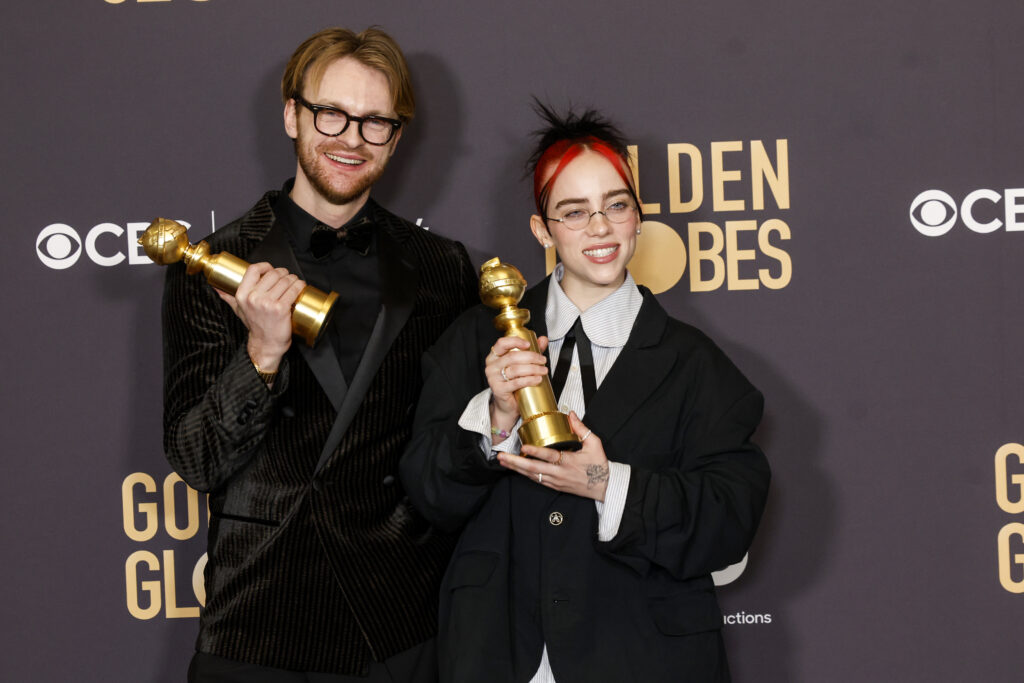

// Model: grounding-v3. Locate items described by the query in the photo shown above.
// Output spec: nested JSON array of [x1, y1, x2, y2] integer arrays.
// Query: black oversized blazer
[[162, 191, 477, 673], [400, 278, 770, 683]]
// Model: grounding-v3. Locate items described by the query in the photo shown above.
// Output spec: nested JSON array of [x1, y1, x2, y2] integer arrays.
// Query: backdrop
[[4, 1, 1022, 681]]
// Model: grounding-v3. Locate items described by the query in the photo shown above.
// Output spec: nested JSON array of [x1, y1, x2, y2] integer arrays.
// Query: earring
[[544, 242, 552, 248], [635, 228, 641, 235]]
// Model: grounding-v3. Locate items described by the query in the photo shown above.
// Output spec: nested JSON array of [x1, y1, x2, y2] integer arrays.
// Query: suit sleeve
[[596, 340, 770, 581], [161, 261, 288, 493], [399, 311, 508, 533]]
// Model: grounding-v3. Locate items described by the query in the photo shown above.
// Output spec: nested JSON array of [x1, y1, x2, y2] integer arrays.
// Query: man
[[161, 27, 477, 681]]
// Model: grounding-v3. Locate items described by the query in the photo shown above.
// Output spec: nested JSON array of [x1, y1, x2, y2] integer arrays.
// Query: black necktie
[[549, 317, 598, 407], [309, 217, 373, 259]]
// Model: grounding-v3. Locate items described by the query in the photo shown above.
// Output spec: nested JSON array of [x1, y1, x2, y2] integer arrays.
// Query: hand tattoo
[[585, 464, 609, 489]]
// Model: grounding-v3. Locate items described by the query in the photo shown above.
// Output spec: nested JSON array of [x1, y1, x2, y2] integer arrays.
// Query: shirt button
[[559, 403, 569, 412], [549, 511, 564, 526]]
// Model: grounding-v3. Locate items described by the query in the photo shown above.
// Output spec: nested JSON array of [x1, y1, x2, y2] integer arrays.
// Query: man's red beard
[[295, 139, 388, 206]]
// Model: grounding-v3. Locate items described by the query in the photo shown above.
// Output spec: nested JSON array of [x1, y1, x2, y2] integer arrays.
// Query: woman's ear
[[530, 215, 553, 248]]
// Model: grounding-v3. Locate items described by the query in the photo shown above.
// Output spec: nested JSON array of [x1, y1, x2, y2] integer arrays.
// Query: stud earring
[[635, 228, 641, 235]]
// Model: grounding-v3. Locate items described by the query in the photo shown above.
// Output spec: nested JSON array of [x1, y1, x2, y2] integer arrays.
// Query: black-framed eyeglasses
[[545, 200, 638, 231], [294, 96, 402, 145]]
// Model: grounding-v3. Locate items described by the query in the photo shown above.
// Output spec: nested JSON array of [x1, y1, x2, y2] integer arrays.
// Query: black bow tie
[[310, 217, 373, 259]]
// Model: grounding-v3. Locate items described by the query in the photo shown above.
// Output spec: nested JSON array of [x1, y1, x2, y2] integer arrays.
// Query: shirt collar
[[545, 262, 643, 347]]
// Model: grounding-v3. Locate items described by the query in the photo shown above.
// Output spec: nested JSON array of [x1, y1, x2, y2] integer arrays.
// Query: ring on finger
[[537, 472, 543, 484], [581, 429, 592, 442], [501, 366, 510, 382]]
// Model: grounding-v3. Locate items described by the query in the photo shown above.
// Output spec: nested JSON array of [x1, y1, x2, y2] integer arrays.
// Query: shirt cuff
[[595, 461, 631, 541], [457, 388, 522, 459]]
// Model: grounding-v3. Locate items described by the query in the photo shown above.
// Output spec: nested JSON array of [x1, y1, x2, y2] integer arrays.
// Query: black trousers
[[187, 639, 437, 683]]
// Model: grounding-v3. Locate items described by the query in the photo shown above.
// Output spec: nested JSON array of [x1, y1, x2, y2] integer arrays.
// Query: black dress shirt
[[273, 180, 381, 383]]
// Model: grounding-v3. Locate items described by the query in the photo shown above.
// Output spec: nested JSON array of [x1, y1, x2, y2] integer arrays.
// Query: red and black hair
[[526, 102, 641, 219]]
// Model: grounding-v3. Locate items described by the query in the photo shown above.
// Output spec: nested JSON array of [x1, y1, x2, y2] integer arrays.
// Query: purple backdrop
[[4, 1, 1022, 681]]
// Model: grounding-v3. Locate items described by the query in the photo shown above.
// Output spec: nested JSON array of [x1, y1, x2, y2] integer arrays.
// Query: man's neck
[[289, 175, 370, 229]]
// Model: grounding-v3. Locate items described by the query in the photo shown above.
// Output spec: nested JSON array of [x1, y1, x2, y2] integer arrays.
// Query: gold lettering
[[751, 140, 790, 210], [193, 553, 208, 607], [725, 220, 759, 290], [163, 550, 201, 618], [163, 472, 201, 541], [710, 141, 744, 212], [125, 550, 161, 619], [758, 219, 793, 289], [687, 222, 725, 292], [122, 473, 158, 542], [998, 523, 1024, 593], [668, 144, 703, 213], [996, 443, 1024, 514], [627, 146, 661, 215]]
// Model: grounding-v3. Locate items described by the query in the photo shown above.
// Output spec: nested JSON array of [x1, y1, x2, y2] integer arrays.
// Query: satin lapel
[[314, 221, 419, 472], [582, 290, 676, 445], [247, 218, 348, 412]]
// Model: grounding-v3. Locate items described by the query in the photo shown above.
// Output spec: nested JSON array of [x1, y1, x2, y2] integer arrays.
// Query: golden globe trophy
[[138, 217, 338, 347], [479, 257, 581, 451]]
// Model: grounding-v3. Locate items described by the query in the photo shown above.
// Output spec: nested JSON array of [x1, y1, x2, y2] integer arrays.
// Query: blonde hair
[[281, 26, 415, 122]]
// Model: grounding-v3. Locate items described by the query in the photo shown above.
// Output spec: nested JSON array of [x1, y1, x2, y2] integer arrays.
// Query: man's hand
[[216, 262, 306, 372]]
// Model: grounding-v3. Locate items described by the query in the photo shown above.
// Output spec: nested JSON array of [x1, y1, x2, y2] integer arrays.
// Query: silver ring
[[501, 367, 510, 381], [537, 472, 543, 484], [581, 429, 592, 442]]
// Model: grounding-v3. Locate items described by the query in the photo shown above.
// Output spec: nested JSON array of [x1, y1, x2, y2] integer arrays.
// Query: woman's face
[[531, 149, 639, 309]]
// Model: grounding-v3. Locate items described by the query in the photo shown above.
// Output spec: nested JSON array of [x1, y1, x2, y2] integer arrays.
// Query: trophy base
[[293, 288, 339, 347], [519, 412, 582, 452]]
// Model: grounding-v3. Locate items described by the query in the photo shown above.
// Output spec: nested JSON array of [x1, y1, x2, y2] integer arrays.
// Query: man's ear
[[283, 98, 298, 139]]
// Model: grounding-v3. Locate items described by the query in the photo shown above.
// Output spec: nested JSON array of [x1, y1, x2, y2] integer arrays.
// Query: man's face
[[284, 56, 402, 212]]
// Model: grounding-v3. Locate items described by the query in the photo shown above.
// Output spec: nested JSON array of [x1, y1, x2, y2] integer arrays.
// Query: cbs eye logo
[[910, 188, 1024, 237], [34, 220, 191, 270], [36, 224, 83, 270]]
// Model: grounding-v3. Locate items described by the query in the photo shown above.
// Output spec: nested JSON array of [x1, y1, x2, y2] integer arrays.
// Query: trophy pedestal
[[520, 412, 581, 451]]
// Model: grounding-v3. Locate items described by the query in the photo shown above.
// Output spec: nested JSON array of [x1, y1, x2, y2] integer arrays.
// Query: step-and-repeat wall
[[4, 1, 1022, 681]]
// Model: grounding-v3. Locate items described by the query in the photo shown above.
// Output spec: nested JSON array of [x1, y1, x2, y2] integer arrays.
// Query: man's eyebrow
[[315, 100, 391, 117]]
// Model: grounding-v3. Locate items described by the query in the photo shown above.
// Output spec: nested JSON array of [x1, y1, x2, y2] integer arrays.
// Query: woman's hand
[[486, 335, 549, 440], [497, 412, 610, 501]]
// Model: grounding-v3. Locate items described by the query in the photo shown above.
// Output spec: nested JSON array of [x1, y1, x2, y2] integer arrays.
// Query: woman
[[400, 106, 770, 682]]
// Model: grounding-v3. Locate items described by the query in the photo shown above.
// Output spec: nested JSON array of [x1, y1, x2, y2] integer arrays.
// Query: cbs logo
[[910, 188, 1024, 237], [35, 221, 190, 270]]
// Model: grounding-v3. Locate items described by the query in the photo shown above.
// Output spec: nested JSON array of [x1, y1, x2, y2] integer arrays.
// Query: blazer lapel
[[248, 217, 349, 412], [314, 215, 420, 471], [580, 289, 676, 443]]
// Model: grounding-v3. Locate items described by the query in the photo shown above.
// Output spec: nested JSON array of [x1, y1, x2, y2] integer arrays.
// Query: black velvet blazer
[[400, 279, 770, 682], [162, 191, 477, 674]]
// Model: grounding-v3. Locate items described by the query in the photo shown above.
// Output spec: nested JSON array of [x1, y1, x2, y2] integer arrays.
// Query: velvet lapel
[[313, 216, 420, 472], [581, 288, 676, 444], [247, 217, 349, 412]]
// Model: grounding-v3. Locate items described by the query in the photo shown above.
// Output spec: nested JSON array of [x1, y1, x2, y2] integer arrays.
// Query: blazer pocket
[[647, 588, 724, 636], [446, 550, 499, 590]]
